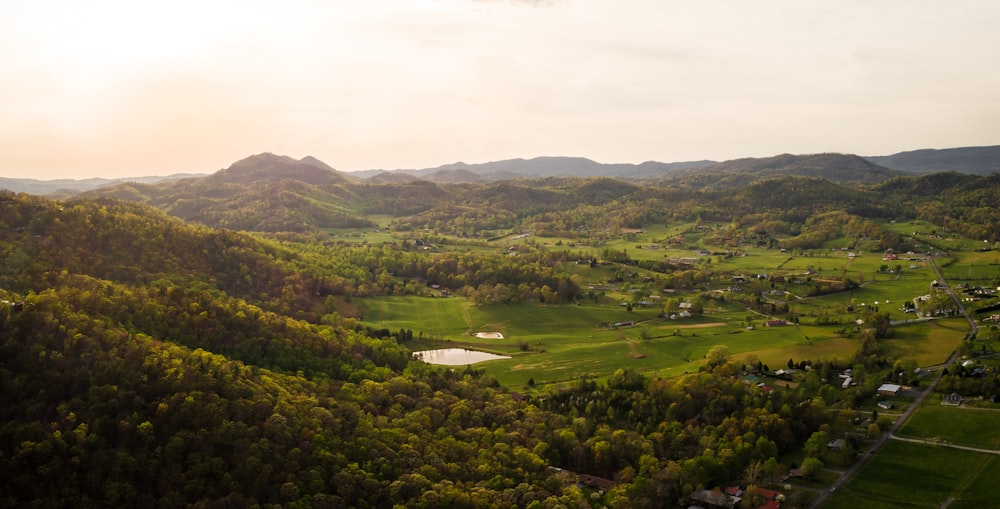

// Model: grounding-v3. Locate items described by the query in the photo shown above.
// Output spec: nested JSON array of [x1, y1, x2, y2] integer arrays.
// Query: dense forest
[[0, 192, 843, 508], [3, 156, 1000, 507]]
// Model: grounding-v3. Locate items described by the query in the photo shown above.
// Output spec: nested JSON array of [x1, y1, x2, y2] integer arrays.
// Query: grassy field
[[896, 398, 1000, 449], [882, 318, 967, 368], [357, 296, 861, 388], [825, 440, 1000, 509], [350, 223, 989, 389]]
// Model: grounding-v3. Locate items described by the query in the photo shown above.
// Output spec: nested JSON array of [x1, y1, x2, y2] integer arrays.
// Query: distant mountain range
[[350, 156, 714, 182], [27, 146, 988, 238], [355, 145, 1000, 183], [0, 173, 205, 197], [1, 144, 997, 195], [864, 145, 1000, 175]]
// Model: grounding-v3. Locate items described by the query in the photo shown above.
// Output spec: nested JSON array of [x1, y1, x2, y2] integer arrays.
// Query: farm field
[[354, 222, 990, 389], [826, 440, 1000, 509], [881, 318, 967, 368], [359, 295, 862, 388], [896, 398, 1000, 450]]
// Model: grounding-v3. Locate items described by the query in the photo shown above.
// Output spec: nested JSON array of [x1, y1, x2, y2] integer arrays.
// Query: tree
[[800, 457, 824, 479], [705, 345, 732, 368], [803, 430, 830, 459], [742, 460, 764, 486]]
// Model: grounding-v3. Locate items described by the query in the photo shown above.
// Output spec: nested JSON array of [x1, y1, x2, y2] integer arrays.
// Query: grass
[[348, 224, 986, 390], [882, 318, 967, 368], [825, 440, 1000, 509], [356, 296, 861, 389], [896, 398, 1000, 450]]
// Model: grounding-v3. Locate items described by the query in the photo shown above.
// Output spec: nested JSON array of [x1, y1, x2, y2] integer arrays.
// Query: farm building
[[877, 383, 902, 396]]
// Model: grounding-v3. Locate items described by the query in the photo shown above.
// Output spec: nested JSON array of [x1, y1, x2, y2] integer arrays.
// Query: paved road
[[811, 256, 973, 508], [926, 256, 980, 337]]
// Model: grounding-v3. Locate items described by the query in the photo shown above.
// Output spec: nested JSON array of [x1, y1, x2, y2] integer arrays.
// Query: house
[[877, 401, 893, 410], [754, 487, 781, 500], [877, 383, 902, 396], [732, 486, 784, 509], [942, 393, 963, 406], [689, 489, 739, 509], [766, 319, 788, 327], [827, 438, 846, 450], [841, 377, 853, 389], [781, 468, 803, 481], [577, 474, 616, 491], [941, 392, 962, 406]]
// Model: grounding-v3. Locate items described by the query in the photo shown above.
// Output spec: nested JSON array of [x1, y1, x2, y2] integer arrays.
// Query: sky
[[2, 0, 999, 180]]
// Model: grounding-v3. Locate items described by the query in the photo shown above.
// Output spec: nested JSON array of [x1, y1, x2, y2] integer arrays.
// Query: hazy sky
[[3, 0, 998, 179]]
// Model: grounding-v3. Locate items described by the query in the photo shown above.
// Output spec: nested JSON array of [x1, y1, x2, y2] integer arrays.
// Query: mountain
[[8, 144, 999, 197], [865, 145, 1000, 175], [352, 156, 715, 182], [664, 153, 903, 188], [206, 152, 346, 186], [88, 153, 373, 232], [0, 173, 204, 196]]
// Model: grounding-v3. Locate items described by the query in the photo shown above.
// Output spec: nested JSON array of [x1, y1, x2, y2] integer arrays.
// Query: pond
[[412, 348, 511, 366]]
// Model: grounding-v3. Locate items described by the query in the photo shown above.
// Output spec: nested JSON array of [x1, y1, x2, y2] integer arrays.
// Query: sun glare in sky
[[2, 0, 998, 179]]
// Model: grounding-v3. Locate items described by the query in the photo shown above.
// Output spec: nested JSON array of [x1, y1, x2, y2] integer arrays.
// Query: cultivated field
[[897, 398, 1000, 449], [826, 440, 1000, 509]]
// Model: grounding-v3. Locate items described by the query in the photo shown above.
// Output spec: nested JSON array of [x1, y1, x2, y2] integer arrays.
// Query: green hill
[[669, 153, 903, 188], [89, 153, 373, 232]]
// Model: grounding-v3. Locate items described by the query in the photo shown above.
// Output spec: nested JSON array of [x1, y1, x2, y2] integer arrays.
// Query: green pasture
[[826, 440, 1000, 509], [356, 296, 862, 388], [938, 251, 1000, 281], [781, 268, 938, 324], [930, 235, 995, 252], [881, 219, 937, 237], [896, 398, 1000, 450], [714, 250, 800, 273], [882, 318, 966, 368], [322, 228, 395, 244], [350, 224, 986, 388]]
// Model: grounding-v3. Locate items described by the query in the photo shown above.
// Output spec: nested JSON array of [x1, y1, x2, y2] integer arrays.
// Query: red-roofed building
[[755, 488, 780, 500]]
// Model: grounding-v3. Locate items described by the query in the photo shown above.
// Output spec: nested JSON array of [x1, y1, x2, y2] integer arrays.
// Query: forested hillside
[[0, 191, 855, 508], [85, 152, 1000, 242], [4, 156, 1000, 507]]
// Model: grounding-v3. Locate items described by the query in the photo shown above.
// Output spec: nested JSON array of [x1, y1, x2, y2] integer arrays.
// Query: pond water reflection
[[412, 348, 511, 365]]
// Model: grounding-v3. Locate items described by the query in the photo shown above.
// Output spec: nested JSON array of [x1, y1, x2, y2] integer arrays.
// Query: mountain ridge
[[866, 145, 1000, 175], [3, 144, 998, 195]]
